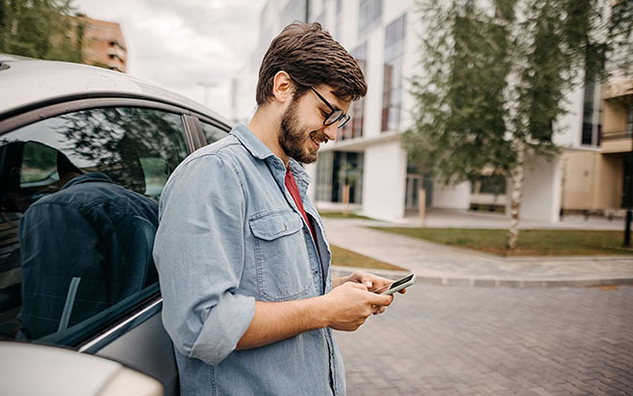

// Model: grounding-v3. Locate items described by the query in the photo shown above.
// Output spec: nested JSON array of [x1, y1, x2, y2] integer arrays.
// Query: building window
[[581, 75, 602, 146], [382, 14, 406, 133], [281, 0, 308, 25], [358, 0, 382, 36], [335, 0, 343, 40], [309, 0, 327, 26], [315, 151, 333, 202], [627, 106, 633, 136], [315, 151, 363, 204], [332, 152, 363, 204], [340, 42, 367, 140]]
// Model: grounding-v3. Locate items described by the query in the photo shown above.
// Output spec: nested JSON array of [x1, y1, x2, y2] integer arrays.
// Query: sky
[[73, 0, 267, 117]]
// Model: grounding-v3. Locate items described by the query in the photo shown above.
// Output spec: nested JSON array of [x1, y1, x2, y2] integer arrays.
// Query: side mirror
[[0, 341, 163, 396]]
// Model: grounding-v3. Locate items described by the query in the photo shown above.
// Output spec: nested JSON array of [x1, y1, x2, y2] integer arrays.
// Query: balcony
[[601, 129, 632, 154]]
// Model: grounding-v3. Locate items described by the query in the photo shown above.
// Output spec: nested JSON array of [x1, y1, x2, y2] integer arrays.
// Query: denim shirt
[[153, 124, 345, 396]]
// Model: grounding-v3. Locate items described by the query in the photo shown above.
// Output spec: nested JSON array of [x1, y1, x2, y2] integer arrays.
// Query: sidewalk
[[325, 217, 633, 288]]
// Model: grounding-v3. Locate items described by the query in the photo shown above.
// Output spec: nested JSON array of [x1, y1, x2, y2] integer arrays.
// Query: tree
[[0, 0, 83, 63], [403, 0, 610, 249]]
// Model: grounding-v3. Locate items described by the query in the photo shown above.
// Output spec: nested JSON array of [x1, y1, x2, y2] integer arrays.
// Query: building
[[559, 0, 633, 218], [241, 0, 630, 223], [74, 15, 128, 73]]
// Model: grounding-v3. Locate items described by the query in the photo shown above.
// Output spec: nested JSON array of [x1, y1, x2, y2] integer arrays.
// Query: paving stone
[[336, 284, 633, 396]]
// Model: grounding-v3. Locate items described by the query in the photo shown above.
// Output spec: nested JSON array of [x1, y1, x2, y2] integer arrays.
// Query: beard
[[278, 99, 327, 164]]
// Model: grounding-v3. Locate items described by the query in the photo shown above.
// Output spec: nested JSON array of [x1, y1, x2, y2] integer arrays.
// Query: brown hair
[[256, 22, 367, 106]]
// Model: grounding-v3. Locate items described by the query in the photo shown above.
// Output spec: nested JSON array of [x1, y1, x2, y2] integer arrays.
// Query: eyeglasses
[[309, 86, 351, 129]]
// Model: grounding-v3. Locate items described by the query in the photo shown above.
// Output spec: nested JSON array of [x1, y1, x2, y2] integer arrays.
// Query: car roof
[[0, 53, 230, 125]]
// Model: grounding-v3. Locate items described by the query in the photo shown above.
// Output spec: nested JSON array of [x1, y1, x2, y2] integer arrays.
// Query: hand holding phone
[[374, 273, 416, 295]]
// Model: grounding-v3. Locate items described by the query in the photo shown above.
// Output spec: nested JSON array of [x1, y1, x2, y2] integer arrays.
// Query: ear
[[272, 71, 294, 104]]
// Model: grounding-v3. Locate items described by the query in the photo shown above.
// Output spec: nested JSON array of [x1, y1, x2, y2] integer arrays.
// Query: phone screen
[[388, 274, 414, 291]]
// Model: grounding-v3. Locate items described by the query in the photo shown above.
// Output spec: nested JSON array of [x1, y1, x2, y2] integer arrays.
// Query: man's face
[[278, 85, 351, 164]]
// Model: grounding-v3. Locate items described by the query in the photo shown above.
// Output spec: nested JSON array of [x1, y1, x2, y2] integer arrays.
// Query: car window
[[0, 107, 188, 345], [200, 121, 228, 145]]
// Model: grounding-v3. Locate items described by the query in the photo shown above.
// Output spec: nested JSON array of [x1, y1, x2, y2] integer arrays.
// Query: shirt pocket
[[249, 210, 312, 301]]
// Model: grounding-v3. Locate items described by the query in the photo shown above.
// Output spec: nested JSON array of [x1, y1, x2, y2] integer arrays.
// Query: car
[[0, 54, 232, 396]]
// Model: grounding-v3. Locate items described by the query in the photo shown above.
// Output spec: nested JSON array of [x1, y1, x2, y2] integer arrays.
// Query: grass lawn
[[330, 244, 407, 271], [370, 227, 633, 257], [319, 211, 372, 220]]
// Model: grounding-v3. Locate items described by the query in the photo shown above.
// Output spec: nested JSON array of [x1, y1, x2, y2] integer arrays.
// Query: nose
[[323, 123, 338, 142]]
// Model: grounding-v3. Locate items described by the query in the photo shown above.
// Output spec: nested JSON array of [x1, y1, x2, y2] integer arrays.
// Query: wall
[[602, 97, 630, 154], [432, 181, 471, 209], [554, 82, 584, 148], [561, 150, 623, 211], [596, 154, 623, 209], [362, 140, 407, 220], [561, 150, 597, 210], [517, 155, 562, 222]]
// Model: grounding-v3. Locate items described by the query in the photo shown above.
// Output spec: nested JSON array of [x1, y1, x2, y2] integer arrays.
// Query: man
[[14, 142, 158, 339], [154, 22, 402, 396]]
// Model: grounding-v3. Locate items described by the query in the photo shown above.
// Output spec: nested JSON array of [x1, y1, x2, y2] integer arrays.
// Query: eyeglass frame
[[308, 86, 351, 129]]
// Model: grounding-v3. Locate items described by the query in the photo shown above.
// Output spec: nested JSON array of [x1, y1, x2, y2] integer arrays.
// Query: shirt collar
[[62, 172, 113, 190], [230, 123, 278, 162], [288, 159, 311, 187], [231, 123, 312, 185]]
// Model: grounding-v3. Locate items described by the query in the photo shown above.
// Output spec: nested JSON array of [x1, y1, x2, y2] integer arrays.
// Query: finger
[[373, 305, 385, 315], [399, 288, 407, 294], [372, 284, 390, 294], [360, 274, 374, 289], [368, 293, 394, 306], [351, 282, 369, 291]]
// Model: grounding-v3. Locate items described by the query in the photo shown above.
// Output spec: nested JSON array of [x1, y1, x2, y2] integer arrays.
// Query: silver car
[[0, 54, 231, 396]]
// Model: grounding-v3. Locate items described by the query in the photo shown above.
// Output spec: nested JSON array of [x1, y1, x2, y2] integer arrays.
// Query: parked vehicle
[[0, 54, 231, 396]]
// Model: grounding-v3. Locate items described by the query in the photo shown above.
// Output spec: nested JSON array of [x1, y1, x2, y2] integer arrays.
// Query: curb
[[331, 266, 633, 289]]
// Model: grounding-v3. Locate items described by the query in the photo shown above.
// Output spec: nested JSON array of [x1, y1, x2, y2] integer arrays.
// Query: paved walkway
[[335, 284, 633, 395], [324, 218, 633, 287]]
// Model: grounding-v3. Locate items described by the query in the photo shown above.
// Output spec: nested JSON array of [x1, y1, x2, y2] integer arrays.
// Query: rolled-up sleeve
[[153, 152, 255, 366]]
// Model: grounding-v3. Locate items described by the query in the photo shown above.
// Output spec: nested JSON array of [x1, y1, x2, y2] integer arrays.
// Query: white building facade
[[240, 0, 608, 223]]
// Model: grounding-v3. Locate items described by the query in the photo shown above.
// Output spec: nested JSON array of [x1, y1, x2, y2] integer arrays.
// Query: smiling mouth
[[310, 134, 328, 148]]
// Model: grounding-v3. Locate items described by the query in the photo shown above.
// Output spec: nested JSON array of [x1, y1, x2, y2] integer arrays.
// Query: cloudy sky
[[73, 0, 267, 117]]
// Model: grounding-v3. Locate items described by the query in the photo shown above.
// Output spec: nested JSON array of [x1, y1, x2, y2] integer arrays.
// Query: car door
[[0, 97, 229, 396]]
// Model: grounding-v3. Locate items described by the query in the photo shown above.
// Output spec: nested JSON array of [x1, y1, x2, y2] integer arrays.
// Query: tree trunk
[[418, 188, 426, 228], [507, 147, 525, 250], [342, 184, 351, 217]]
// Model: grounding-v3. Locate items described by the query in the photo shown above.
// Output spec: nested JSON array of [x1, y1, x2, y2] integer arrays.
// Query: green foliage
[[404, 0, 517, 184], [0, 0, 83, 63], [608, 0, 633, 74], [404, 0, 611, 183], [515, 0, 603, 151]]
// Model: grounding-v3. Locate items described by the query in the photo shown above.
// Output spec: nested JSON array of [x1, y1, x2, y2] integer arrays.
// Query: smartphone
[[377, 273, 416, 295]]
